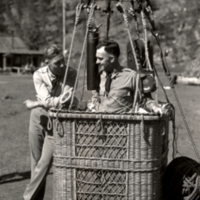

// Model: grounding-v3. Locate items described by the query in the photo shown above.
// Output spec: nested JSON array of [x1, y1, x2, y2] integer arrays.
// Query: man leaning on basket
[[23, 44, 78, 200], [88, 39, 172, 116]]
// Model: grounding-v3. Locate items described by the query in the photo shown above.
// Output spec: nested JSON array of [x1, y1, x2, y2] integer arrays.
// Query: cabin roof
[[0, 35, 43, 55]]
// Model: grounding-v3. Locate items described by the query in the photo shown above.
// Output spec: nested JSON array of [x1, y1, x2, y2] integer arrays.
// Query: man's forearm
[[35, 101, 44, 108], [23, 100, 45, 110]]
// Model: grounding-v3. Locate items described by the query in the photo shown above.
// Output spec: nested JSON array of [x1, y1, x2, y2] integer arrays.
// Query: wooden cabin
[[0, 35, 43, 73]]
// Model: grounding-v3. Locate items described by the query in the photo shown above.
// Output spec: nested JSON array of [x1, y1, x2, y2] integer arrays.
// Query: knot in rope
[[47, 114, 53, 131], [75, 3, 84, 26], [55, 111, 64, 137], [116, 2, 129, 28], [86, 3, 96, 28]]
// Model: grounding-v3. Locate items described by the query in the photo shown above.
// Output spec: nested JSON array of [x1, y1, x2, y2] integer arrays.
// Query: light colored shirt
[[91, 68, 156, 113], [33, 65, 77, 108], [91, 68, 138, 113]]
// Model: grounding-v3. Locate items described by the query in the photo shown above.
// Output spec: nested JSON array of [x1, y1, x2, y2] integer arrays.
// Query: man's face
[[48, 55, 66, 76], [96, 47, 113, 73]]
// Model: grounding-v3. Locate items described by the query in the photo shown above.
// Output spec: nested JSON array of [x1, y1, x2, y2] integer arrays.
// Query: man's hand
[[152, 103, 174, 119], [87, 102, 96, 112], [23, 100, 42, 110], [152, 106, 163, 115]]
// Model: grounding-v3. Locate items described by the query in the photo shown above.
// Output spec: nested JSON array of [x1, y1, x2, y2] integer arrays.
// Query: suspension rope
[[62, 3, 84, 92], [141, 10, 152, 71], [69, 2, 97, 110], [140, 8, 160, 105], [116, 2, 141, 112], [173, 85, 200, 162], [128, 8, 140, 38], [143, 4, 200, 162], [142, 15, 170, 103], [128, 2, 170, 105]]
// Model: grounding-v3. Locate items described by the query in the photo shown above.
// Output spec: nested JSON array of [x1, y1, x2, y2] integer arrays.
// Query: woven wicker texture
[[49, 110, 169, 200]]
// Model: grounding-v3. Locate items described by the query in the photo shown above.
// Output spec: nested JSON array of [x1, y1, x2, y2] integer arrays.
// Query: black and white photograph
[[0, 0, 200, 200]]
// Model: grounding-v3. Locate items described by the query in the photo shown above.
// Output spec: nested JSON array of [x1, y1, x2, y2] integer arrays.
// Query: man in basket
[[87, 39, 173, 116], [23, 44, 78, 200]]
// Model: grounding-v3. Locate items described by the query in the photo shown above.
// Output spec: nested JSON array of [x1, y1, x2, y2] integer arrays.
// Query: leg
[[23, 135, 54, 200], [29, 108, 46, 176]]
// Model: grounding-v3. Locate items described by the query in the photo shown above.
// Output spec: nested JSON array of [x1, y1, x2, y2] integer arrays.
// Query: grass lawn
[[0, 71, 200, 199]]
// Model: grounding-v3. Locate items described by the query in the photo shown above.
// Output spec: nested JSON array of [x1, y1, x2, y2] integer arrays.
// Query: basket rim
[[49, 109, 168, 121]]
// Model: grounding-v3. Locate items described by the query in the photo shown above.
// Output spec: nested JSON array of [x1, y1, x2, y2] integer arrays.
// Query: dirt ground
[[0, 73, 200, 200]]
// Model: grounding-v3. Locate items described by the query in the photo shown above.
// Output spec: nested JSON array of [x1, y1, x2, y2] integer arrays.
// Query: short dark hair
[[44, 44, 61, 60], [96, 40, 120, 58]]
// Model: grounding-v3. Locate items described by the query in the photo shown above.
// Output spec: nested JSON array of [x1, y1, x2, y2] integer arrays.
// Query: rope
[[69, 2, 97, 110], [116, 2, 141, 112], [62, 3, 83, 92], [47, 114, 53, 131], [140, 114, 145, 138], [149, 17, 200, 161], [139, 8, 170, 103], [151, 64, 170, 103], [55, 110, 64, 137], [152, 26, 200, 161], [128, 2, 140, 38], [132, 74, 140, 111], [170, 104, 177, 159], [173, 87, 200, 162], [141, 10, 152, 71], [141, 5, 200, 161], [141, 9, 159, 105], [80, 59, 87, 102], [129, 3, 170, 104], [102, 91, 131, 112]]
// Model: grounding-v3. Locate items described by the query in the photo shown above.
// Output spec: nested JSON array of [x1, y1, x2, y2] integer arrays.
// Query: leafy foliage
[[0, 0, 200, 70]]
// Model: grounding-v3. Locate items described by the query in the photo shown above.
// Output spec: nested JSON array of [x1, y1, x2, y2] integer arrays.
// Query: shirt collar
[[110, 67, 123, 79], [47, 67, 57, 82]]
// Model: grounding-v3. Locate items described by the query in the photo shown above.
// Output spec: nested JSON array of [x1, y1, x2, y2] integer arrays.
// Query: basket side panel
[[53, 115, 169, 200], [53, 120, 76, 200]]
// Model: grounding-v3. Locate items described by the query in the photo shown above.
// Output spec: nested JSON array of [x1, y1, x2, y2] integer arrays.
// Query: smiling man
[[89, 40, 167, 114], [23, 44, 77, 200]]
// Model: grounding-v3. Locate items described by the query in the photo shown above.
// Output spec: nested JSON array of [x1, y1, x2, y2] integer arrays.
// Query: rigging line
[[144, 6, 200, 162], [100, 91, 139, 113], [116, 2, 141, 112], [62, 3, 83, 92], [172, 86, 200, 162], [140, 9, 160, 105], [69, 2, 96, 110], [154, 32, 200, 161], [62, 0, 66, 55], [141, 10, 153, 71], [80, 59, 87, 102], [152, 64, 170, 103], [135, 3, 199, 161], [141, 7, 170, 104]]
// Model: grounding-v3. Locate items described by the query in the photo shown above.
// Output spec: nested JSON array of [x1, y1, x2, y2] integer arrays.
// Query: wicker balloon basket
[[49, 109, 169, 200]]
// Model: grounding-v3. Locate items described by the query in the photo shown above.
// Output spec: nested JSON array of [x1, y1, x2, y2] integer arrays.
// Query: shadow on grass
[[0, 171, 53, 184]]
